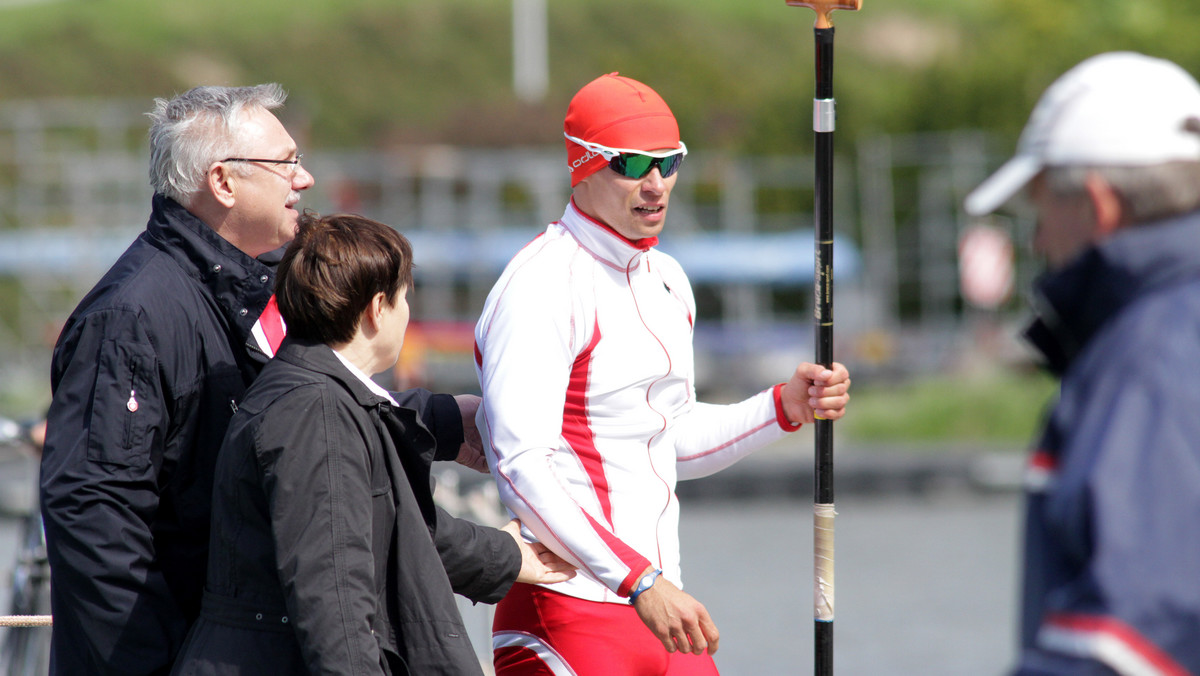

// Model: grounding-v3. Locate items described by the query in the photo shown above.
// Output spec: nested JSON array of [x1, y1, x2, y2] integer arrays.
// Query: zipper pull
[[126, 389, 139, 413]]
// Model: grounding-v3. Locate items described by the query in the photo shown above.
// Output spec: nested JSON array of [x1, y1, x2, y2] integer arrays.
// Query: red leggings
[[492, 583, 720, 676]]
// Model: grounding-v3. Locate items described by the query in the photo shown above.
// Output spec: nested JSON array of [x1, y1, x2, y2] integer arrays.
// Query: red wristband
[[773, 383, 802, 432]]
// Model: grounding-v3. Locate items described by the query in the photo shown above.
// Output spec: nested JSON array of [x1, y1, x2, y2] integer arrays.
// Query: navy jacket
[[1017, 211, 1200, 674], [41, 195, 279, 675], [172, 340, 520, 675]]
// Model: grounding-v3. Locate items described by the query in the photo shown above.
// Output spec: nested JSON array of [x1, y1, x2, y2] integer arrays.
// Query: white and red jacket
[[474, 200, 799, 604]]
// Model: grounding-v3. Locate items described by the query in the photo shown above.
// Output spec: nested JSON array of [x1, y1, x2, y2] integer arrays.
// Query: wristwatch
[[628, 568, 662, 605]]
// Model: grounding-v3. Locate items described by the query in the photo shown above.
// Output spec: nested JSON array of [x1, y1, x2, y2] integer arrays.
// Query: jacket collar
[[1025, 210, 1200, 375], [274, 339, 440, 483], [560, 198, 657, 273], [145, 193, 277, 340], [274, 339, 392, 408]]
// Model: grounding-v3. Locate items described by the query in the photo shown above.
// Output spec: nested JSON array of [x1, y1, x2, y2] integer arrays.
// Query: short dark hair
[[276, 212, 413, 345]]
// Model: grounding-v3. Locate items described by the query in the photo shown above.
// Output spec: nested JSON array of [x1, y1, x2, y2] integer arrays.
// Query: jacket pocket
[[87, 340, 158, 468]]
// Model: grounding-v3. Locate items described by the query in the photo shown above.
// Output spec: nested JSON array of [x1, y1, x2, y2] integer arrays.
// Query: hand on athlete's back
[[501, 520, 577, 585], [452, 394, 489, 473]]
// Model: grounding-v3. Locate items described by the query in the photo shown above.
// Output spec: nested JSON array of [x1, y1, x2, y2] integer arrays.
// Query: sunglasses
[[565, 133, 688, 179]]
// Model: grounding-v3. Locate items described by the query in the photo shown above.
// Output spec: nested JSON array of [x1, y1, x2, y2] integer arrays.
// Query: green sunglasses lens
[[619, 154, 655, 178], [611, 152, 684, 179]]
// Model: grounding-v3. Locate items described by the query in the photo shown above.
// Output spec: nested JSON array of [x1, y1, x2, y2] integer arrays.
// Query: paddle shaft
[[813, 24, 836, 676]]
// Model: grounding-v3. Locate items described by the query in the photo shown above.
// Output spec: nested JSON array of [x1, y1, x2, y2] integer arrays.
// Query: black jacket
[[41, 195, 277, 675], [172, 340, 520, 676]]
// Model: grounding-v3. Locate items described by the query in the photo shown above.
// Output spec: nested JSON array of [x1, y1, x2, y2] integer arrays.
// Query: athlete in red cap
[[473, 73, 852, 675]]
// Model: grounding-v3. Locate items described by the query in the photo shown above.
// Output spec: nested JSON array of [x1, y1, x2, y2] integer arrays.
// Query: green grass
[[5, 0, 1200, 155], [0, 0, 1079, 152], [840, 369, 1057, 446]]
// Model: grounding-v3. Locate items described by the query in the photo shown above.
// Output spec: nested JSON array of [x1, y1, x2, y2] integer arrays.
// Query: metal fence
[[0, 98, 1035, 407]]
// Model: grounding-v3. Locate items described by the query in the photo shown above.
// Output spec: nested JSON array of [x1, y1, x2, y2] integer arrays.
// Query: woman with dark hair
[[173, 213, 573, 676]]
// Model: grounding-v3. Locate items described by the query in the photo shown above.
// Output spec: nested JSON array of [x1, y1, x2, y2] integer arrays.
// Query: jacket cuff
[[430, 393, 465, 462], [464, 529, 522, 604], [617, 556, 656, 597], [773, 383, 803, 433]]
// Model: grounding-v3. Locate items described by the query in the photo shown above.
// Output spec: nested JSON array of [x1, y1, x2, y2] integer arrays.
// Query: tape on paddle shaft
[[813, 98, 836, 133], [814, 503, 836, 621]]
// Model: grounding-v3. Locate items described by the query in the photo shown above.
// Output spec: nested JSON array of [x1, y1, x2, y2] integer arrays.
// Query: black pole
[[785, 4, 858, 673], [812, 24, 837, 676]]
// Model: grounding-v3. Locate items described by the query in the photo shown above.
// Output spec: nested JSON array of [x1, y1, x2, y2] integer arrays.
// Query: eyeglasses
[[564, 133, 687, 179], [221, 154, 303, 173]]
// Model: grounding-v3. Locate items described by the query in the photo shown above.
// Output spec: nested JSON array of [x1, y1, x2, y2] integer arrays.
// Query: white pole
[[512, 0, 548, 103]]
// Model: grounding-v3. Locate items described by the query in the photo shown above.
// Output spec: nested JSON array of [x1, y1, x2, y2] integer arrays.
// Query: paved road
[[1, 450, 1024, 675], [679, 493, 1021, 675]]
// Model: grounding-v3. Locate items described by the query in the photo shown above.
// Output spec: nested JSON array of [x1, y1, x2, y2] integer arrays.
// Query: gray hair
[[1043, 160, 1200, 225], [147, 84, 287, 205]]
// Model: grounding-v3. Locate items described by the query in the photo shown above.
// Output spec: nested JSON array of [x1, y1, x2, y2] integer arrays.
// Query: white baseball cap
[[965, 52, 1200, 216]]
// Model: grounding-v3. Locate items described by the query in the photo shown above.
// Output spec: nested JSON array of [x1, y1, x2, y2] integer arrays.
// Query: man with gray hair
[[966, 52, 1200, 674], [41, 84, 314, 675]]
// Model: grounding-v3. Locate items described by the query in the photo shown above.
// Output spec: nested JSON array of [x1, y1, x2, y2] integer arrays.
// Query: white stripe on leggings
[[493, 630, 579, 676]]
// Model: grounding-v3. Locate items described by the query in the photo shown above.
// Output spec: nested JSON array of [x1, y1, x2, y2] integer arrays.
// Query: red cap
[[563, 73, 680, 187]]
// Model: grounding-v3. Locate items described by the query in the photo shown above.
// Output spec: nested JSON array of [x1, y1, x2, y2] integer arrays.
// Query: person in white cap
[[965, 52, 1200, 674], [473, 73, 852, 675]]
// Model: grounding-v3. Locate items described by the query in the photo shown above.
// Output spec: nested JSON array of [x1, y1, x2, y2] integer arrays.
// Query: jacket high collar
[[273, 339, 392, 409], [561, 198, 658, 273], [145, 193, 277, 342], [1025, 210, 1200, 375]]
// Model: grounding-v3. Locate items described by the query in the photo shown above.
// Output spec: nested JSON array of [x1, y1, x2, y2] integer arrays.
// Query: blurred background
[[0, 0, 1190, 672]]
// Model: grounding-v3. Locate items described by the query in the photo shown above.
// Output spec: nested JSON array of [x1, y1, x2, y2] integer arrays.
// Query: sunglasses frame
[[564, 133, 688, 179]]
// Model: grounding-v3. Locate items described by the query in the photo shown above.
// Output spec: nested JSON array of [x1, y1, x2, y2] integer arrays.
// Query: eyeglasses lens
[[611, 152, 684, 179], [656, 154, 683, 178]]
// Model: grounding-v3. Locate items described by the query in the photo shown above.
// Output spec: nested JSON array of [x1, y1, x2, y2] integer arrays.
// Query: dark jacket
[[172, 340, 521, 676], [1016, 212, 1200, 674], [41, 195, 277, 675]]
